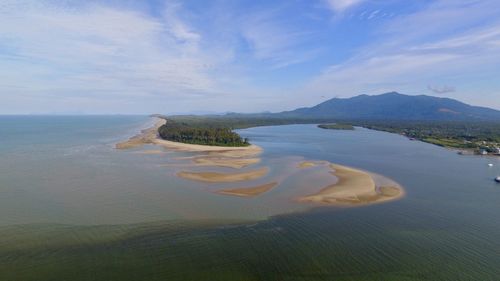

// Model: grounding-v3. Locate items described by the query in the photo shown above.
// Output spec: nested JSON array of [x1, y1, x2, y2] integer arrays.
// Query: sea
[[1, 115, 499, 280]]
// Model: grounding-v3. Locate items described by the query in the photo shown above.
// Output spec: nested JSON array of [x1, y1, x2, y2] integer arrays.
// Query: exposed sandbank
[[298, 163, 403, 205], [216, 182, 278, 197], [193, 157, 260, 169], [177, 167, 269, 183]]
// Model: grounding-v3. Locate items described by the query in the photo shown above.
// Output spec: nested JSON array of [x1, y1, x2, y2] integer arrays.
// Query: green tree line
[[158, 120, 249, 147]]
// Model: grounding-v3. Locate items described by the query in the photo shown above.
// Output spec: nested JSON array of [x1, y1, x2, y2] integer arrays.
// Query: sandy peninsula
[[177, 167, 269, 183], [115, 120, 163, 149], [298, 163, 403, 205], [216, 182, 278, 197], [116, 118, 262, 158]]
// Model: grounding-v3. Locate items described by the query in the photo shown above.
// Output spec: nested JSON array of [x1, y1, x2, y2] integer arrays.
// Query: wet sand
[[298, 163, 403, 205], [193, 157, 260, 169], [216, 182, 278, 197], [177, 167, 269, 183], [134, 150, 166, 155]]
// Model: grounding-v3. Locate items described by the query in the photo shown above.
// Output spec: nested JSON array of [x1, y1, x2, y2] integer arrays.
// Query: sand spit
[[298, 163, 403, 205], [177, 167, 269, 183], [116, 118, 262, 159], [193, 157, 261, 169], [115, 120, 162, 149], [216, 182, 278, 197]]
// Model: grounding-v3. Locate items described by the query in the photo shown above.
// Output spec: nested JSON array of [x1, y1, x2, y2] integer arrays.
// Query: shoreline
[[116, 117, 262, 155]]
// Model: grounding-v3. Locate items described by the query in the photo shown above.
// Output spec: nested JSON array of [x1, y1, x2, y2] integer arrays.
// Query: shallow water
[[1, 116, 500, 280]]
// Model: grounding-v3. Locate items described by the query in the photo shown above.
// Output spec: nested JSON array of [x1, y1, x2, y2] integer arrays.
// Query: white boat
[[495, 177, 500, 183], [488, 163, 494, 167]]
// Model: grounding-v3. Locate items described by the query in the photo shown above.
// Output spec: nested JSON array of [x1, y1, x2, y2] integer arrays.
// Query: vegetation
[[158, 119, 249, 147], [318, 123, 354, 130], [160, 115, 500, 154], [351, 120, 500, 154], [165, 115, 319, 129]]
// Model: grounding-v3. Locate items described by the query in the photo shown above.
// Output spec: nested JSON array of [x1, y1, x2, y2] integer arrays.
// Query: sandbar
[[193, 157, 260, 169], [177, 167, 269, 183], [216, 182, 278, 197], [299, 163, 403, 205]]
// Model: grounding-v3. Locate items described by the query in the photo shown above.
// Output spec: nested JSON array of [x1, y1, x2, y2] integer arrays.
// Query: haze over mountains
[[263, 92, 500, 121]]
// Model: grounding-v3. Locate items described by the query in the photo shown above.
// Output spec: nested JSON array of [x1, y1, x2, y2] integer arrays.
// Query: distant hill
[[275, 92, 500, 121]]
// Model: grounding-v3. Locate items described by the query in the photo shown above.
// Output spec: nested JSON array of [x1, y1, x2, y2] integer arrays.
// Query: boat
[[488, 163, 494, 167], [495, 177, 500, 183]]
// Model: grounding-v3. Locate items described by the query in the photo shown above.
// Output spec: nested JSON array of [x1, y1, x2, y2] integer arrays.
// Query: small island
[[318, 123, 355, 130]]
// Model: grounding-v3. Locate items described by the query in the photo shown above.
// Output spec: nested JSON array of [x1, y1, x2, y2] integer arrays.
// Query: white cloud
[[427, 85, 456, 94], [240, 10, 319, 68], [367, 10, 380, 20], [0, 1, 218, 113], [301, 0, 500, 109], [326, 0, 365, 13]]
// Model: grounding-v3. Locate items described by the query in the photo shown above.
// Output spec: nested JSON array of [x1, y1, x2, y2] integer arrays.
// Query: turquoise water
[[1, 116, 500, 280]]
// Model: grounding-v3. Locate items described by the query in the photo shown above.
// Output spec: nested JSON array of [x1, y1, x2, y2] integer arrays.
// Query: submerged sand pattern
[[177, 167, 269, 183], [216, 182, 279, 197]]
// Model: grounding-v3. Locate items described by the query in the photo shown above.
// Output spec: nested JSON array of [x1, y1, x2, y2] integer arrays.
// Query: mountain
[[276, 92, 500, 121]]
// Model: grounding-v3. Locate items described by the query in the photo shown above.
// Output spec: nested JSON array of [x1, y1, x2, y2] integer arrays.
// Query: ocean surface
[[1, 116, 500, 280]]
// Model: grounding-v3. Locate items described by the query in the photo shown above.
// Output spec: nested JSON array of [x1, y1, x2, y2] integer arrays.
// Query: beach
[[116, 118, 262, 158]]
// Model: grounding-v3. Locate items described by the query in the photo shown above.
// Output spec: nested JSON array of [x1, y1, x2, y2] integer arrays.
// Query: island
[[318, 123, 355, 130]]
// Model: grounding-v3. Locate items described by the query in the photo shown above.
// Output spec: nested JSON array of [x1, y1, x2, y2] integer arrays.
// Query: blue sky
[[1, 0, 500, 114]]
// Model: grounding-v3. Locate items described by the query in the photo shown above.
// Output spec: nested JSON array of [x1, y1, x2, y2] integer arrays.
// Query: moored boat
[[495, 176, 500, 183]]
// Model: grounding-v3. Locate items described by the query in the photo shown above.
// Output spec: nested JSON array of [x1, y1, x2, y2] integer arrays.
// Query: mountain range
[[268, 92, 500, 121]]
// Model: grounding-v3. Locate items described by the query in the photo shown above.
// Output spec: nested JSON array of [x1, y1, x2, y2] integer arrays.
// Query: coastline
[[116, 117, 262, 156]]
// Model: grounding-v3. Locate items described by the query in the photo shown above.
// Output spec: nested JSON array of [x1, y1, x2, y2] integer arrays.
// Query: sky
[[1, 0, 500, 114]]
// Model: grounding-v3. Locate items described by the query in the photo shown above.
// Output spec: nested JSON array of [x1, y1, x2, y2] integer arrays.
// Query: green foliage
[[318, 123, 355, 130], [158, 120, 249, 147], [160, 115, 500, 152], [352, 120, 500, 151]]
